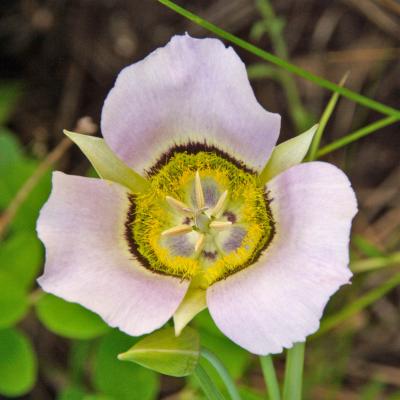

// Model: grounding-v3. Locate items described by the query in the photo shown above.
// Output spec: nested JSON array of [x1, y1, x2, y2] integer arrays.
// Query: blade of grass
[[247, 63, 279, 80], [351, 252, 400, 273], [352, 235, 385, 258], [201, 348, 241, 400], [194, 364, 226, 400], [307, 73, 349, 161], [283, 342, 305, 400], [316, 116, 398, 157], [314, 272, 400, 337], [255, 0, 311, 132], [158, 0, 400, 119], [260, 355, 281, 400]]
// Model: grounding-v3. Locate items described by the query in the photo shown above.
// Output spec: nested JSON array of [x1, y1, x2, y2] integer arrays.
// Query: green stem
[[256, 0, 310, 132], [260, 355, 281, 400], [194, 364, 226, 400], [314, 272, 400, 338], [316, 116, 398, 157], [351, 252, 400, 273], [307, 73, 349, 161], [247, 63, 280, 80], [283, 342, 305, 400], [201, 348, 241, 400], [158, 0, 400, 119]]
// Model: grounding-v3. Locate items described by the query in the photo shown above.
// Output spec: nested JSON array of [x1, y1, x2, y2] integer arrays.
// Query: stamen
[[209, 190, 228, 217], [195, 170, 205, 209], [161, 224, 193, 237], [166, 196, 193, 216], [194, 233, 206, 253], [209, 221, 233, 231]]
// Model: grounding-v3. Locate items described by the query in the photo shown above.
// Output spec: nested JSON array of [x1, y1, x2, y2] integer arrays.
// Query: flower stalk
[[260, 355, 281, 400], [283, 342, 305, 400]]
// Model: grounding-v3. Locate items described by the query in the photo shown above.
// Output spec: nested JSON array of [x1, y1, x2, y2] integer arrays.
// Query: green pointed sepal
[[118, 326, 200, 377], [259, 124, 318, 184], [64, 130, 150, 193], [173, 276, 207, 336]]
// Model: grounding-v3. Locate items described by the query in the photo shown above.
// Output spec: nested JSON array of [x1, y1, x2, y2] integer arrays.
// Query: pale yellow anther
[[209, 190, 228, 217], [195, 170, 205, 209], [165, 196, 193, 216], [194, 233, 206, 253], [161, 224, 193, 237], [209, 220, 232, 231]]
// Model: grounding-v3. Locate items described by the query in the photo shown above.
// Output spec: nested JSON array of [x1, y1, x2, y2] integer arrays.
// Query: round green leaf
[[0, 328, 37, 397], [0, 270, 29, 328], [93, 330, 159, 400], [35, 294, 109, 339], [0, 231, 43, 290], [0, 128, 23, 181]]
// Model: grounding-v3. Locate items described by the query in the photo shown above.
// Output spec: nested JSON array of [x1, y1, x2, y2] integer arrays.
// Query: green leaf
[[35, 294, 110, 339], [93, 330, 159, 400], [317, 116, 398, 158], [0, 231, 43, 290], [239, 386, 265, 400], [119, 326, 200, 377], [57, 386, 87, 400], [307, 73, 349, 161], [64, 131, 150, 193], [0, 128, 25, 209], [259, 124, 317, 184], [0, 328, 37, 397], [247, 63, 279, 81], [200, 348, 242, 400], [57, 387, 114, 400], [0, 128, 23, 169], [193, 364, 225, 400], [0, 270, 29, 328], [351, 252, 400, 273], [352, 235, 385, 258], [0, 81, 23, 125]]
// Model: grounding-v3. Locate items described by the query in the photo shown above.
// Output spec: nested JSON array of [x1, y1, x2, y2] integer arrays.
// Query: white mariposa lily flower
[[37, 35, 357, 355]]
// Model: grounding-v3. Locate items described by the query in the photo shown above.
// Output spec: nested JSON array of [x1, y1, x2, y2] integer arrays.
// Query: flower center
[[126, 150, 275, 287]]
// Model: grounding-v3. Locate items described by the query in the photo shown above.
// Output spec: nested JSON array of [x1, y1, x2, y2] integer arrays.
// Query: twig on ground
[[0, 116, 97, 239]]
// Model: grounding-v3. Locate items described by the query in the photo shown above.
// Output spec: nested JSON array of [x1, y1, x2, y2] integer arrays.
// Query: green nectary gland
[[126, 151, 275, 286]]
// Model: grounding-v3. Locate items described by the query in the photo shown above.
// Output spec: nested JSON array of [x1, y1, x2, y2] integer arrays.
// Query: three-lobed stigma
[[161, 170, 232, 255]]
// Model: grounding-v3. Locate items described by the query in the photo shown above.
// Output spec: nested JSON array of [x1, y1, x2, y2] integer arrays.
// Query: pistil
[[160, 171, 233, 250]]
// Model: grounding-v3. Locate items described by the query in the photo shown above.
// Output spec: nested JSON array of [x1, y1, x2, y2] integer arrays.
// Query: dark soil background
[[1, 1, 399, 399]]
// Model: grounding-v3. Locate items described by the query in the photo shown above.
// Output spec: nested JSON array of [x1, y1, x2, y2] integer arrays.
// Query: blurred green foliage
[[93, 330, 159, 400], [0, 328, 37, 397], [0, 83, 42, 398], [35, 294, 110, 340]]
